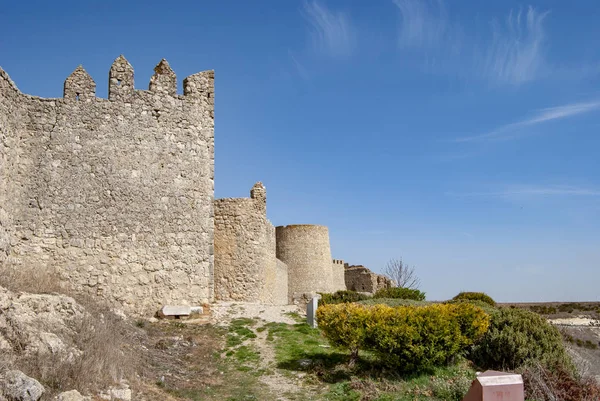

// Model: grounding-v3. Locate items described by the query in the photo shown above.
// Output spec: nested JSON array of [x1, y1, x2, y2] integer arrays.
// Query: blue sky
[[1, 0, 599, 302]]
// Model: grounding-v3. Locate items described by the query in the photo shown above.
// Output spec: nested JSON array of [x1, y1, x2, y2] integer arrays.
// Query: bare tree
[[384, 258, 420, 289]]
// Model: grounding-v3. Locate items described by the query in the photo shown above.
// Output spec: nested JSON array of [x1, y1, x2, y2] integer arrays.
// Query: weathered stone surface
[[0, 370, 44, 401], [190, 305, 204, 314], [161, 305, 192, 317], [214, 183, 286, 305], [276, 225, 334, 299], [344, 265, 394, 294], [331, 259, 347, 292], [0, 286, 85, 360], [55, 390, 91, 401], [0, 56, 215, 315], [99, 384, 131, 401]]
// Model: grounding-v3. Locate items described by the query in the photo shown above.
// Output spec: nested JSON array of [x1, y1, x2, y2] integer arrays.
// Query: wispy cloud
[[302, 1, 355, 58], [454, 100, 600, 142], [448, 185, 600, 198], [393, 0, 449, 49], [288, 50, 310, 81], [391, 1, 565, 85], [482, 7, 549, 85]]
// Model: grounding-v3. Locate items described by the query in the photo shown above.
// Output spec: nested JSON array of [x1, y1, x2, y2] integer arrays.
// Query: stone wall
[[276, 225, 333, 300], [0, 56, 215, 315], [0, 68, 18, 264], [331, 259, 346, 292], [344, 265, 394, 294], [213, 183, 287, 305]]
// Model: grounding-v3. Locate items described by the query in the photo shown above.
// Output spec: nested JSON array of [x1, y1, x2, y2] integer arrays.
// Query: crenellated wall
[[0, 56, 215, 315], [331, 259, 347, 292], [213, 183, 287, 305], [276, 225, 334, 300]]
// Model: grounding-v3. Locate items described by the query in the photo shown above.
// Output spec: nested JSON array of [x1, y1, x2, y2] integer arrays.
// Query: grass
[[263, 319, 477, 401]]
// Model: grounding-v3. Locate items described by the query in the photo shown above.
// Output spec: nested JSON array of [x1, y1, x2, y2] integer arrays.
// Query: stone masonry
[[0, 56, 214, 315], [1, 56, 394, 315], [275, 225, 335, 301], [345, 264, 394, 293], [214, 183, 288, 305]]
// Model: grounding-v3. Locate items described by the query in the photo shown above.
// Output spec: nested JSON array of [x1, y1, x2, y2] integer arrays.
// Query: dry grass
[[521, 362, 600, 401], [0, 264, 140, 397], [0, 264, 63, 295]]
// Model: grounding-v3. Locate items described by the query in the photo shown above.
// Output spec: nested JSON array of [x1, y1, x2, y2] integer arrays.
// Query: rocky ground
[[3, 290, 600, 400]]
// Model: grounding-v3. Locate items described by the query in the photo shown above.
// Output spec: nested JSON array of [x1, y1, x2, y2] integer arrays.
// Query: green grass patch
[[226, 318, 258, 348]]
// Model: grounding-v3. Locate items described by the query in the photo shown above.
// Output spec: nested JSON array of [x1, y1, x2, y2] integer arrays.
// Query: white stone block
[[161, 305, 191, 317]]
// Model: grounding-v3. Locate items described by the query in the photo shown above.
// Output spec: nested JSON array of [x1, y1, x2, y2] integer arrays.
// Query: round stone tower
[[275, 224, 334, 299]]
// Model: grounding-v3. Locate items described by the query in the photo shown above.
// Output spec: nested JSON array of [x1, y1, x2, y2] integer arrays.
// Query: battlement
[[2, 55, 214, 103], [0, 56, 216, 315], [332, 259, 345, 265]]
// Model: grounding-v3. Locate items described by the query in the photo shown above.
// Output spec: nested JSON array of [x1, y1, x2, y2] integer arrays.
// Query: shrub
[[444, 299, 498, 316], [529, 305, 558, 315], [521, 362, 600, 401], [373, 287, 426, 301], [317, 302, 489, 372], [452, 292, 496, 307], [358, 298, 430, 307], [318, 290, 371, 306], [316, 303, 371, 366], [470, 308, 573, 372]]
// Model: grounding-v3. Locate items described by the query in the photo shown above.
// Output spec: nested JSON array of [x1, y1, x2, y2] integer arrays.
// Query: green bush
[[452, 292, 496, 307], [315, 303, 371, 365], [373, 287, 426, 301], [358, 298, 430, 307], [317, 302, 490, 372], [470, 308, 573, 372], [445, 299, 498, 316], [318, 290, 371, 306]]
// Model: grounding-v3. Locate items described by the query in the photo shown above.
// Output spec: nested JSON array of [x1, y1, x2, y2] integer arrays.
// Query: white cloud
[[448, 185, 600, 198], [288, 50, 310, 81], [393, 0, 449, 49], [482, 7, 549, 85], [391, 1, 561, 85], [454, 100, 600, 142], [302, 1, 355, 57]]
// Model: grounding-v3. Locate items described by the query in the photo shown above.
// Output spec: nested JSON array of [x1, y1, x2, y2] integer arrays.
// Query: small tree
[[384, 258, 420, 289]]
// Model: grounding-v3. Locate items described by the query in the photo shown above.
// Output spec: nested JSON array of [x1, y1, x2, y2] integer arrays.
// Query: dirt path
[[254, 327, 302, 401]]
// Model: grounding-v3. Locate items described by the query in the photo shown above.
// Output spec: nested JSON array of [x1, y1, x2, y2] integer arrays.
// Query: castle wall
[[214, 183, 287, 305], [274, 259, 289, 305], [331, 259, 347, 292], [0, 68, 20, 263], [344, 265, 394, 294], [276, 225, 333, 299], [0, 57, 215, 315]]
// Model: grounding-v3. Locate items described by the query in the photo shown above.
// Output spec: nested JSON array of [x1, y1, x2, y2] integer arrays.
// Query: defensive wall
[[331, 259, 346, 292], [345, 264, 394, 293], [0, 56, 215, 315], [213, 182, 288, 305], [1, 56, 395, 315], [275, 225, 334, 300]]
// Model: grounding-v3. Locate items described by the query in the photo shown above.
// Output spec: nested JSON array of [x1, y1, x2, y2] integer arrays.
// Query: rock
[[55, 390, 91, 401], [0, 370, 44, 401], [160, 305, 191, 317], [98, 383, 131, 401], [190, 305, 203, 315], [0, 286, 86, 360]]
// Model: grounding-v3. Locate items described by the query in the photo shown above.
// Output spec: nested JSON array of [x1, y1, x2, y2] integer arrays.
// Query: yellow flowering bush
[[317, 302, 490, 372]]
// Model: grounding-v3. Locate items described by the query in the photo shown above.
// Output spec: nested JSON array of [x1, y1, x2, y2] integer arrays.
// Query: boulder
[[55, 390, 91, 401], [0, 370, 44, 401]]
